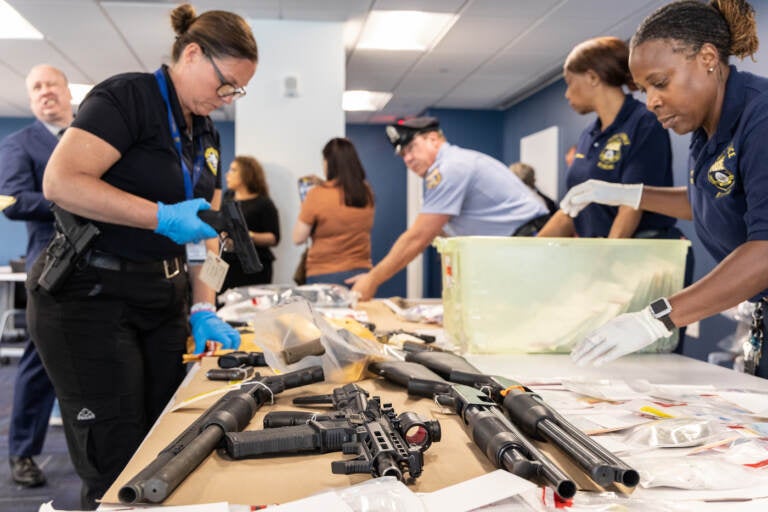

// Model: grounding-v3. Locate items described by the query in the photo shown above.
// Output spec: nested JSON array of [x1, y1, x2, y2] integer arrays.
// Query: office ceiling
[[0, 0, 666, 123]]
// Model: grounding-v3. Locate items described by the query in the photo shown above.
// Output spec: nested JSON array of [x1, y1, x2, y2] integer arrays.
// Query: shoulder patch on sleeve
[[426, 167, 442, 189]]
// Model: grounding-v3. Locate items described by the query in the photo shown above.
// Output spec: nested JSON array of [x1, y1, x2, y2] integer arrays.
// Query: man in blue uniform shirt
[[349, 117, 548, 300], [0, 64, 73, 487]]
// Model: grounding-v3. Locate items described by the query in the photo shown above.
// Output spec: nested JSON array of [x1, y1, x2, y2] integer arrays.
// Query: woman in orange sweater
[[293, 138, 375, 285]]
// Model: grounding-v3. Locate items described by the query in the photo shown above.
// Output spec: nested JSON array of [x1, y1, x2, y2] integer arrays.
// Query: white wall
[[406, 170, 423, 299], [235, 19, 345, 283], [520, 125, 559, 200]]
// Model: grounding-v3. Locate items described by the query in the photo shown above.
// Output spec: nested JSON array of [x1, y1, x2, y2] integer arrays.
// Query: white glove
[[560, 179, 643, 217], [570, 307, 671, 366]]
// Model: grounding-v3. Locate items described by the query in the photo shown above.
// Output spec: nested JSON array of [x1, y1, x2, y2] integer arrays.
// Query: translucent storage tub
[[434, 236, 690, 354]]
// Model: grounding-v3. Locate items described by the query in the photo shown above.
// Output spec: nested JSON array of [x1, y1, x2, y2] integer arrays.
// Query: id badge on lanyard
[[154, 68, 217, 275]]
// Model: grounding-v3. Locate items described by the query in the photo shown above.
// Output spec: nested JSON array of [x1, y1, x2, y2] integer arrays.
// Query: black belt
[[512, 214, 552, 237], [86, 250, 185, 279], [633, 226, 681, 239]]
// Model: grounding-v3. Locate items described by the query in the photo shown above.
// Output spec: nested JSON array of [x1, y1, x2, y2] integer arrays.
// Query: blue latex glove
[[155, 198, 218, 244], [190, 310, 241, 354]]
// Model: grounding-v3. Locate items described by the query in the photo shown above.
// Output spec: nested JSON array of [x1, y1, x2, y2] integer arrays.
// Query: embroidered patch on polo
[[205, 147, 219, 175], [426, 168, 442, 189]]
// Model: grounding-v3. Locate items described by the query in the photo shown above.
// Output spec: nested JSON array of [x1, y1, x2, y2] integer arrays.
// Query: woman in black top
[[26, 4, 258, 508], [222, 155, 280, 288]]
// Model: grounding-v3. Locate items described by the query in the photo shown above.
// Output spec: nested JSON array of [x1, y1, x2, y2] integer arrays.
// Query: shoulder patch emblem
[[204, 147, 219, 175], [426, 168, 442, 190], [707, 143, 736, 197], [597, 133, 630, 171]]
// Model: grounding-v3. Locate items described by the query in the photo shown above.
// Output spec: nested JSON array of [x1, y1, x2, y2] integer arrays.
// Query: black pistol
[[38, 205, 100, 293], [198, 200, 263, 273]]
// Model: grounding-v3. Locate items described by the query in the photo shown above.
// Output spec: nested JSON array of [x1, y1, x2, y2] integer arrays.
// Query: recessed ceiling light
[[0, 0, 43, 39], [343, 90, 393, 112], [357, 10, 457, 51]]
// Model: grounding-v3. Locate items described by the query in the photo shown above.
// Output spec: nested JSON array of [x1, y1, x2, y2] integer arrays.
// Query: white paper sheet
[[262, 491, 354, 511], [420, 469, 537, 512], [717, 391, 768, 416]]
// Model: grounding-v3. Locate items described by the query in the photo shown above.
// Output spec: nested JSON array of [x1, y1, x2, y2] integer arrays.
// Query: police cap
[[385, 116, 440, 154]]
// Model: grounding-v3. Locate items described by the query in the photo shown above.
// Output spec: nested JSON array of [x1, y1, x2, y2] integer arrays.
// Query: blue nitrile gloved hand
[[190, 309, 241, 354], [155, 198, 218, 244]]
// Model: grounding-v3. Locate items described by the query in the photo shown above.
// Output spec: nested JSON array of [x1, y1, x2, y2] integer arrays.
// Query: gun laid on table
[[223, 382, 441, 483], [118, 365, 324, 504], [198, 199, 263, 273], [368, 360, 576, 500], [403, 351, 639, 489]]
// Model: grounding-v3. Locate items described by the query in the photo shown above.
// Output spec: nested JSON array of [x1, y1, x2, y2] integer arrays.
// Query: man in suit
[[0, 64, 73, 487]]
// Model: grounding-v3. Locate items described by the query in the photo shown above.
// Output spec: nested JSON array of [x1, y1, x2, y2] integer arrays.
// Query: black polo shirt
[[72, 65, 221, 261]]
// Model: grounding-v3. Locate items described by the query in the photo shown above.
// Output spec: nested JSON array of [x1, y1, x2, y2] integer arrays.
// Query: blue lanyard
[[154, 68, 204, 200]]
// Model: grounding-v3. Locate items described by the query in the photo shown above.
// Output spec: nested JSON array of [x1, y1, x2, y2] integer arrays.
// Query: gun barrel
[[143, 425, 223, 503], [545, 405, 639, 487], [461, 400, 576, 499], [503, 392, 637, 487]]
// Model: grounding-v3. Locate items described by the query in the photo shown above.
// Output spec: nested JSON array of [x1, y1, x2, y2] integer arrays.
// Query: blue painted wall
[[0, 117, 38, 266], [346, 124, 408, 297], [426, 108, 505, 161]]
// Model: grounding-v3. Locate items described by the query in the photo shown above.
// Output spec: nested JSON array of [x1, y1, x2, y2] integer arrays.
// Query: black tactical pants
[[27, 254, 189, 509]]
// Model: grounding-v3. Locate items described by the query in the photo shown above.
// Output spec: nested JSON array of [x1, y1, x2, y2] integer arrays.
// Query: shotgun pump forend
[[368, 360, 576, 499], [403, 351, 639, 489], [198, 199, 263, 273], [223, 383, 441, 483]]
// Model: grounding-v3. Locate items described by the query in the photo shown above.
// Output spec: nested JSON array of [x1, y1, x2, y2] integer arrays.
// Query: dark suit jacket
[[0, 120, 57, 269]]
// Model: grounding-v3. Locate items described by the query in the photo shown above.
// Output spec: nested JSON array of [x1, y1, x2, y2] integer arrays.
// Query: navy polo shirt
[[566, 95, 675, 237], [72, 65, 221, 261], [688, 67, 768, 298]]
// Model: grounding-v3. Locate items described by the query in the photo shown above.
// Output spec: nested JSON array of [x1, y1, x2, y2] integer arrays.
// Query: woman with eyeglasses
[[26, 4, 257, 508]]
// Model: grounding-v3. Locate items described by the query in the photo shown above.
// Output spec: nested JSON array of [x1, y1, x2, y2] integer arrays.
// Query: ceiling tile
[[394, 71, 465, 96], [346, 70, 402, 92], [280, 0, 371, 21], [0, 0, 684, 121], [345, 111, 374, 124], [462, 0, 563, 19], [373, 0, 465, 13], [431, 16, 530, 55], [347, 49, 422, 74], [11, 1, 145, 82]]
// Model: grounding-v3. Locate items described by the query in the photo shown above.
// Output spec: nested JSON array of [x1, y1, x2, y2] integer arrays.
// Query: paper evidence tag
[[200, 250, 229, 291]]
